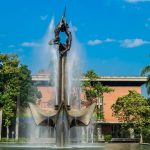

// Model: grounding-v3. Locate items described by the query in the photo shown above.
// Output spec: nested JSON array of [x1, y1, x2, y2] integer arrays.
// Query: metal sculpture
[[29, 8, 96, 147]]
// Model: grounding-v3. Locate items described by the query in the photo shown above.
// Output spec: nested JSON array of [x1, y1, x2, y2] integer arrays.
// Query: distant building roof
[[32, 75, 147, 86], [32, 74, 50, 81]]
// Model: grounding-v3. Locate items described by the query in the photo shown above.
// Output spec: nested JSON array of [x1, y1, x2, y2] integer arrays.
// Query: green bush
[[96, 109, 104, 121], [0, 138, 8, 142], [0, 137, 28, 143], [104, 135, 112, 142], [18, 137, 28, 143], [0, 138, 15, 142], [143, 127, 150, 143]]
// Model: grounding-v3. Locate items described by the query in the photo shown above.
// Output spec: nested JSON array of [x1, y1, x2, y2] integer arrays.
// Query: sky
[[0, 0, 150, 76]]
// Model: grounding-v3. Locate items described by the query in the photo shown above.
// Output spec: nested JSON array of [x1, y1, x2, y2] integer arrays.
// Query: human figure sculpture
[[49, 12, 72, 56]]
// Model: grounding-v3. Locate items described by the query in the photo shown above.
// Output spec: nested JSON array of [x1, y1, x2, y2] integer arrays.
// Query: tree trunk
[[15, 96, 20, 141], [97, 125, 102, 142], [86, 126, 89, 143], [140, 128, 143, 143], [6, 126, 9, 140], [0, 110, 2, 140]]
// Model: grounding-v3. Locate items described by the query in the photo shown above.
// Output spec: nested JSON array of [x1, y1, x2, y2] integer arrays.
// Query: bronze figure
[[49, 8, 72, 56]]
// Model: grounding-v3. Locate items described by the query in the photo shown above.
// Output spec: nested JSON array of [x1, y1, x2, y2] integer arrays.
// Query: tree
[[0, 53, 41, 140], [15, 65, 41, 140], [0, 53, 20, 139], [142, 124, 150, 143], [111, 90, 150, 143], [19, 65, 42, 107], [141, 59, 150, 94], [82, 70, 114, 120]]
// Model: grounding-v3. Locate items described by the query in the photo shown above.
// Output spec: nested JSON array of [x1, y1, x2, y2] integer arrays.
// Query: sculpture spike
[[61, 5, 66, 21]]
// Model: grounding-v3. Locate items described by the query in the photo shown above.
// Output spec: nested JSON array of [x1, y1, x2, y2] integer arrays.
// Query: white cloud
[[87, 39, 103, 46], [125, 0, 150, 3], [105, 38, 116, 42], [21, 42, 39, 47], [120, 39, 150, 48], [87, 38, 115, 46], [87, 38, 150, 48], [40, 15, 48, 21]]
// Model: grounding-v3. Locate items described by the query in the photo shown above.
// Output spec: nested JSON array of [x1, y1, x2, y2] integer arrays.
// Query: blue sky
[[0, 0, 150, 76]]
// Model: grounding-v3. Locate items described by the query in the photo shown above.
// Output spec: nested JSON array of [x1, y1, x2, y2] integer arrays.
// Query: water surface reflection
[[0, 143, 149, 150]]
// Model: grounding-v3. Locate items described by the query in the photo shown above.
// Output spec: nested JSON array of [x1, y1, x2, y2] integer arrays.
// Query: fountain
[[0, 8, 149, 150], [29, 9, 96, 147]]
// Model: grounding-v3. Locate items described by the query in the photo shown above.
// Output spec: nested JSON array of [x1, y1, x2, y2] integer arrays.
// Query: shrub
[[104, 135, 112, 142], [143, 127, 150, 143], [0, 137, 28, 143], [18, 137, 28, 143], [0, 138, 8, 142], [97, 109, 104, 121]]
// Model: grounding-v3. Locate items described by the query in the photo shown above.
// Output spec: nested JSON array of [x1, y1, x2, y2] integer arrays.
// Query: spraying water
[[66, 24, 89, 143], [42, 18, 59, 105], [27, 16, 95, 145], [27, 18, 59, 142], [66, 24, 83, 108]]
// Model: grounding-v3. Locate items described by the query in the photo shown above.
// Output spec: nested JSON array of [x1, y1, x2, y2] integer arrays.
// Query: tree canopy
[[0, 53, 41, 127], [111, 90, 150, 142], [141, 57, 150, 95], [19, 65, 41, 107], [82, 70, 114, 121], [82, 70, 114, 104], [112, 90, 150, 125]]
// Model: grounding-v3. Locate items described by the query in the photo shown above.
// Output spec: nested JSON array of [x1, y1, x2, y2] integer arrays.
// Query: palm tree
[[141, 65, 150, 94]]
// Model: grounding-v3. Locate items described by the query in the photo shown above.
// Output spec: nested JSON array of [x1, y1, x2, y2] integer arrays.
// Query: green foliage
[[104, 135, 112, 142], [143, 125, 150, 143], [141, 66, 150, 76], [17, 137, 28, 143], [112, 90, 150, 142], [19, 65, 42, 107], [84, 70, 98, 80], [95, 82, 114, 97], [96, 108, 104, 121], [82, 70, 98, 104], [0, 53, 41, 127], [0, 137, 28, 143], [112, 90, 150, 126], [82, 70, 114, 104], [0, 138, 9, 142], [0, 53, 20, 126], [82, 70, 114, 122], [141, 61, 150, 95]]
